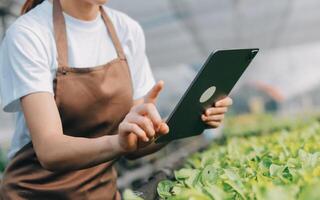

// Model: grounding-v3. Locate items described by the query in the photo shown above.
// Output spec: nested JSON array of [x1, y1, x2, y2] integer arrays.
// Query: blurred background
[[1, 0, 320, 193]]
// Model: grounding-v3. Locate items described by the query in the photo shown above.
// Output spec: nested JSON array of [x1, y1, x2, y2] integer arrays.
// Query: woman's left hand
[[201, 96, 233, 128]]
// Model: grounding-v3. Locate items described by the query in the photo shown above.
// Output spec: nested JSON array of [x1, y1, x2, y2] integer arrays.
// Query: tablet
[[155, 48, 259, 143]]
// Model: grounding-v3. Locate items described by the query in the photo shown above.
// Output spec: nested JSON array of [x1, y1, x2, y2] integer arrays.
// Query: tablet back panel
[[156, 49, 259, 143]]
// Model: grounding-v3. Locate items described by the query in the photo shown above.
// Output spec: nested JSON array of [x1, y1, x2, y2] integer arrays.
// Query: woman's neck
[[59, 0, 100, 21]]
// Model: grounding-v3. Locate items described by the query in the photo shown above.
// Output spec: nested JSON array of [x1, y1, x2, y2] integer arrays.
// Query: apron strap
[[53, 0, 68, 67], [52, 0, 126, 68], [100, 6, 126, 60]]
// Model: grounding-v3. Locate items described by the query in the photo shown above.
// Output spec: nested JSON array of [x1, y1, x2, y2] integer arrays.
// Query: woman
[[0, 0, 233, 199]]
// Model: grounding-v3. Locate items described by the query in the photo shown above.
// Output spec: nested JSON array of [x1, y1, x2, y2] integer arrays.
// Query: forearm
[[36, 134, 124, 171]]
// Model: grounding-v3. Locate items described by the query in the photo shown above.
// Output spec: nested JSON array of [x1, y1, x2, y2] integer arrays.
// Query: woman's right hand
[[117, 81, 169, 152]]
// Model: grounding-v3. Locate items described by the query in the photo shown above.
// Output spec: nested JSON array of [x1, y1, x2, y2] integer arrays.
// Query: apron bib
[[1, 0, 133, 199]]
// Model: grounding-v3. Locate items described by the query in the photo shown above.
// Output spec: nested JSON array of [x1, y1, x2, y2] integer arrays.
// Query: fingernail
[[145, 138, 149, 142], [159, 80, 164, 85], [165, 124, 169, 133]]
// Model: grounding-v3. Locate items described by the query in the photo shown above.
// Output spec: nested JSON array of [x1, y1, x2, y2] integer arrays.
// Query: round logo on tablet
[[199, 86, 216, 103]]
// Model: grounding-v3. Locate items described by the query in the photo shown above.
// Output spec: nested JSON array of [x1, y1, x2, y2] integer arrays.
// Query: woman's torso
[[0, 0, 154, 159], [0, 0, 155, 199]]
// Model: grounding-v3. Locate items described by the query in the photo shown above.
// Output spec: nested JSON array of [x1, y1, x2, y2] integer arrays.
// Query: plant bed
[[156, 117, 320, 200], [124, 114, 320, 200], [121, 137, 211, 199]]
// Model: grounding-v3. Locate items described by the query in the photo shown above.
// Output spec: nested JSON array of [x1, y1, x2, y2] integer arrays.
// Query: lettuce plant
[[157, 117, 320, 200]]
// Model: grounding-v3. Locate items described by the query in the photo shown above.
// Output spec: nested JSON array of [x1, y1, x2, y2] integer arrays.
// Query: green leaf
[[202, 185, 227, 200], [157, 180, 175, 198], [298, 182, 320, 200], [123, 189, 144, 200], [269, 164, 286, 177], [222, 169, 246, 199], [200, 166, 220, 186]]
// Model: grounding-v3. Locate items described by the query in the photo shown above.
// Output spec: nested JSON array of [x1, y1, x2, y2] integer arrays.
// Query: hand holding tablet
[[156, 48, 259, 143]]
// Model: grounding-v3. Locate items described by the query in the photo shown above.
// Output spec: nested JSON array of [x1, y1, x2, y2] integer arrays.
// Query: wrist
[[110, 135, 126, 155]]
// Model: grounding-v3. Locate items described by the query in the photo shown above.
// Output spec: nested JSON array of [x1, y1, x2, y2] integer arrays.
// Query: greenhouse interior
[[1, 0, 320, 199]]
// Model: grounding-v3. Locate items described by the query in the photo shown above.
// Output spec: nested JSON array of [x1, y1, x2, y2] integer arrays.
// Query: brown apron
[[0, 0, 133, 199]]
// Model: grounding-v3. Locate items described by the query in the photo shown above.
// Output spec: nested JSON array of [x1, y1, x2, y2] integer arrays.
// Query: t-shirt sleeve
[[0, 25, 53, 113], [127, 21, 156, 100]]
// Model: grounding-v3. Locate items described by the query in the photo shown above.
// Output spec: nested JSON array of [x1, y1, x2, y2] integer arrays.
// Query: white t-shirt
[[0, 0, 155, 159]]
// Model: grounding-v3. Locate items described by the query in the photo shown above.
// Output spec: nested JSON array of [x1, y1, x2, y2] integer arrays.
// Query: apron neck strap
[[53, 0, 68, 67], [99, 6, 126, 60], [53, 0, 126, 68]]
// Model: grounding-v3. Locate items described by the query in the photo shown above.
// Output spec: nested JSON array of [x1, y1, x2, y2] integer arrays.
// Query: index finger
[[133, 103, 162, 130], [144, 80, 164, 104]]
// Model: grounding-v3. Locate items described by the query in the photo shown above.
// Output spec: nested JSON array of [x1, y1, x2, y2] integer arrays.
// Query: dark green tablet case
[[155, 48, 259, 143]]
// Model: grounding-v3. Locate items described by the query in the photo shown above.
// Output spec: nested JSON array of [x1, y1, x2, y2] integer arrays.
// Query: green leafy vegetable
[[123, 189, 144, 200], [157, 115, 320, 200]]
